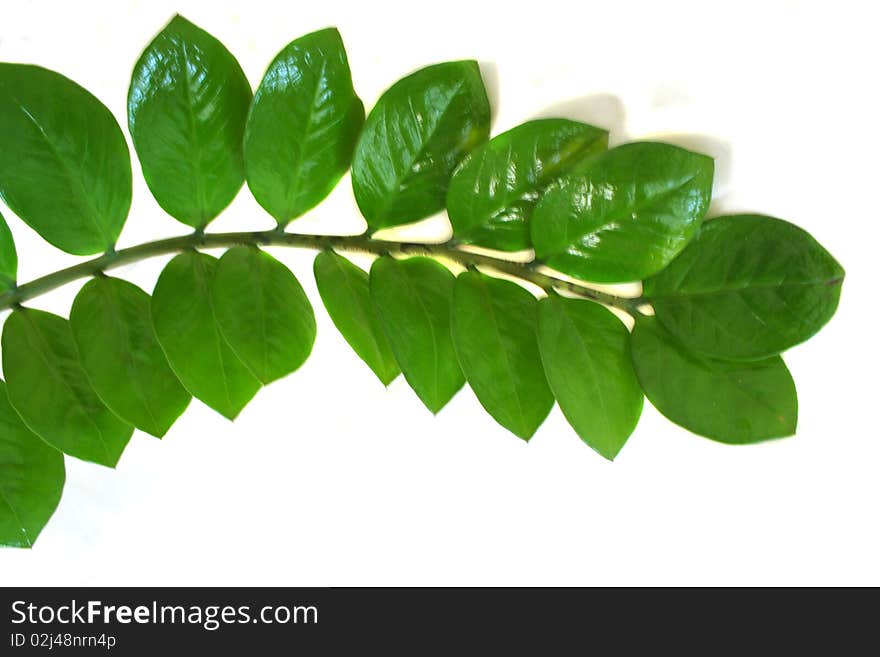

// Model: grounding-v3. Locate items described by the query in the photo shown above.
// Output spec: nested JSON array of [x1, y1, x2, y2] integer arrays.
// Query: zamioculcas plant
[[0, 15, 844, 547]]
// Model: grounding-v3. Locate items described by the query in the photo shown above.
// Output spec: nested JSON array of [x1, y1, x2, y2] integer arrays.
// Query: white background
[[1, 0, 877, 585]]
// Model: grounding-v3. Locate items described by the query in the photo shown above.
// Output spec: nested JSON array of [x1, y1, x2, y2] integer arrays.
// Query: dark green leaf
[[151, 251, 260, 419], [537, 296, 643, 459], [630, 316, 797, 444], [352, 61, 491, 232], [245, 28, 364, 224], [447, 119, 608, 251], [70, 276, 191, 437], [313, 251, 399, 385], [128, 15, 253, 228], [0, 64, 131, 255], [531, 142, 714, 282], [0, 379, 65, 548], [1, 308, 133, 467], [645, 214, 845, 360], [212, 246, 316, 384], [452, 271, 552, 440], [0, 211, 15, 293], [370, 256, 463, 413]]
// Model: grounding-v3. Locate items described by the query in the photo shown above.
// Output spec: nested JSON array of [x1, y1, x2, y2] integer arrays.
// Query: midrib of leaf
[[648, 277, 843, 300], [400, 266, 442, 409], [476, 279, 528, 434], [179, 41, 208, 225], [373, 79, 465, 222], [21, 312, 113, 464], [0, 484, 31, 547], [11, 96, 111, 247]]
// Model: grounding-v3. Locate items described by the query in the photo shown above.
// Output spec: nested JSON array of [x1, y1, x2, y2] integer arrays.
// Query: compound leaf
[[128, 14, 252, 227], [531, 142, 714, 282], [1, 308, 133, 467], [212, 246, 316, 384], [447, 119, 608, 251], [0, 64, 131, 255], [151, 251, 260, 419], [537, 296, 643, 460], [352, 61, 490, 232], [313, 251, 399, 385], [0, 379, 65, 548], [245, 28, 364, 224], [70, 276, 191, 437], [452, 270, 553, 440], [630, 316, 797, 444], [370, 256, 463, 413], [645, 214, 845, 360]]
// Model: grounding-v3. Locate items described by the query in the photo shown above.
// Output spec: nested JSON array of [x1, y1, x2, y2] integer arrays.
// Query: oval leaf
[[1, 308, 133, 467], [630, 316, 797, 444], [70, 276, 191, 437], [447, 119, 608, 251], [245, 28, 364, 224], [151, 251, 260, 420], [0, 64, 132, 255], [645, 214, 845, 360], [537, 296, 643, 459], [531, 142, 714, 282], [313, 251, 399, 385], [128, 15, 253, 227], [212, 246, 316, 384], [0, 379, 65, 548], [0, 210, 16, 293], [352, 61, 491, 232], [370, 256, 463, 413], [452, 271, 553, 440]]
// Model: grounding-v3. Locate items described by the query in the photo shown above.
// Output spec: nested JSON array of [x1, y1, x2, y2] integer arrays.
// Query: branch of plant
[[0, 229, 646, 314]]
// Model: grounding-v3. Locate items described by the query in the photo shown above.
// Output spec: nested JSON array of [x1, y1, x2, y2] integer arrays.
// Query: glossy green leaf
[[70, 276, 191, 437], [245, 28, 364, 224], [151, 251, 260, 419], [531, 142, 714, 283], [452, 271, 553, 440], [128, 15, 253, 228], [313, 251, 399, 385], [0, 380, 65, 548], [645, 214, 845, 360], [370, 256, 463, 413], [0, 211, 15, 293], [0, 64, 131, 255], [447, 119, 608, 251], [537, 296, 643, 459], [631, 316, 797, 444], [352, 61, 491, 232], [1, 308, 133, 467], [212, 246, 316, 384]]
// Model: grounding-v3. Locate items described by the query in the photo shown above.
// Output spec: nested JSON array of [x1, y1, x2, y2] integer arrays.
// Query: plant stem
[[0, 230, 644, 314]]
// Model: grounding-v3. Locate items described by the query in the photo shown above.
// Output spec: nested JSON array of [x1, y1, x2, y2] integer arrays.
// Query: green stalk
[[0, 230, 644, 314]]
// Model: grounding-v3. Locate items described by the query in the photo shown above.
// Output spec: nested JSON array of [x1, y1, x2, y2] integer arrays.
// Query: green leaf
[[370, 256, 463, 413], [447, 119, 608, 251], [0, 64, 131, 255], [452, 271, 553, 440], [537, 296, 643, 459], [151, 251, 260, 419], [0, 379, 65, 548], [630, 316, 797, 444], [128, 15, 253, 228], [1, 308, 133, 467], [70, 276, 191, 437], [531, 142, 714, 283], [212, 246, 316, 384], [313, 251, 399, 385], [0, 211, 16, 293], [352, 61, 491, 232], [645, 214, 845, 360], [245, 28, 364, 225]]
